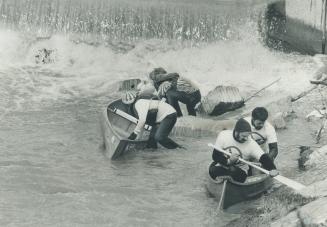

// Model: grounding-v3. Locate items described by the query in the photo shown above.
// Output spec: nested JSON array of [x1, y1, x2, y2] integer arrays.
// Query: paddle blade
[[274, 175, 306, 191]]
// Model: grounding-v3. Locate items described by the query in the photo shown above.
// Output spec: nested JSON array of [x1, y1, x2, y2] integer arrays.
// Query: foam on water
[[0, 23, 320, 113]]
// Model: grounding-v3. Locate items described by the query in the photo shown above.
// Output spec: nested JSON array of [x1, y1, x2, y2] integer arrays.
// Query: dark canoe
[[100, 99, 148, 160], [206, 173, 273, 209]]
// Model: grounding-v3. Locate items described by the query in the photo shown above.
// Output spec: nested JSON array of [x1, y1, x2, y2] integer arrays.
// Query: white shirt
[[214, 130, 265, 172], [244, 117, 277, 152], [134, 99, 176, 134]]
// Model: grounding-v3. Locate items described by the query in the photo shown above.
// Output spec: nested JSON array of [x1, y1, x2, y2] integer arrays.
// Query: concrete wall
[[264, 0, 326, 55], [286, 0, 323, 30]]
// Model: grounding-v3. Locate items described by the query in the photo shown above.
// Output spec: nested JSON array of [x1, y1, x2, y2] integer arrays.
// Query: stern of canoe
[[100, 99, 148, 160]]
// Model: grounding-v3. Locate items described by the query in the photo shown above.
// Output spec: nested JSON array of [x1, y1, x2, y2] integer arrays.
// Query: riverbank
[[222, 76, 327, 226]]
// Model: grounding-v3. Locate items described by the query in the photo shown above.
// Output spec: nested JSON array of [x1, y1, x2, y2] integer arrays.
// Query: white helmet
[[158, 81, 172, 98], [122, 90, 138, 104]]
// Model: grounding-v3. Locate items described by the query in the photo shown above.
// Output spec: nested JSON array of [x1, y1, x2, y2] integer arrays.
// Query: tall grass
[[0, 0, 261, 43]]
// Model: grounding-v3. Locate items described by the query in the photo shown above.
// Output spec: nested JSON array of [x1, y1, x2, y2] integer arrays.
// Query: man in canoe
[[122, 90, 181, 149], [209, 118, 278, 183], [149, 67, 201, 117], [244, 107, 278, 160]]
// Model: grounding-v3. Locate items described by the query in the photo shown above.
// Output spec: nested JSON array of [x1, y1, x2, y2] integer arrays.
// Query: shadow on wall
[[260, 0, 326, 55]]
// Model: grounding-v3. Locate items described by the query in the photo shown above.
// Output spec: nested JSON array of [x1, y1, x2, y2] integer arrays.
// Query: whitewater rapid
[[0, 1, 324, 226]]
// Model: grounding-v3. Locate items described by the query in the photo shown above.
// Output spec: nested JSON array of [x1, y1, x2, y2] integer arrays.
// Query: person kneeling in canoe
[[244, 107, 278, 160], [122, 90, 181, 149], [209, 118, 278, 183], [149, 67, 201, 117]]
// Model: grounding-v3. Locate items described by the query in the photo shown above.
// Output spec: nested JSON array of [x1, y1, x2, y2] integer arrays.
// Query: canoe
[[206, 173, 273, 209], [198, 85, 245, 116], [100, 99, 150, 160]]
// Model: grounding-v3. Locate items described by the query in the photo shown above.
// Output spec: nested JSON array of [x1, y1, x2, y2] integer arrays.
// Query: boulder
[[198, 85, 244, 116], [303, 145, 327, 169], [271, 197, 327, 227], [298, 197, 327, 226], [271, 112, 287, 129], [297, 146, 314, 170], [306, 109, 327, 121], [265, 96, 293, 120], [270, 210, 301, 227]]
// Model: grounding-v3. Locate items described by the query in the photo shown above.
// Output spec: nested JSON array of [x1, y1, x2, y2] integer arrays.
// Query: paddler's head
[[251, 107, 268, 130], [233, 118, 252, 143], [149, 67, 167, 81], [121, 90, 138, 105]]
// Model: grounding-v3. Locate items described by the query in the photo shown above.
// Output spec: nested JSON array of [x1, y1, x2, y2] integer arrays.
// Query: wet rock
[[265, 96, 293, 119], [271, 198, 327, 227], [303, 145, 327, 169], [298, 146, 314, 170], [270, 210, 301, 227], [298, 197, 327, 226], [306, 109, 327, 121], [271, 112, 286, 129]]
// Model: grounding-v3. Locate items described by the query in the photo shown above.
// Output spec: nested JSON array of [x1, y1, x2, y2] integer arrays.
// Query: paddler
[[149, 67, 201, 117], [209, 118, 278, 183], [244, 107, 278, 160], [122, 90, 181, 149]]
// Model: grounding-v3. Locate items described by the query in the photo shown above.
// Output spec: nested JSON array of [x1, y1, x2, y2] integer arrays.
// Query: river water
[[0, 0, 322, 226]]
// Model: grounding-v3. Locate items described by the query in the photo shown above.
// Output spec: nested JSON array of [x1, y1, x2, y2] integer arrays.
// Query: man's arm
[[268, 142, 278, 160], [212, 149, 228, 165], [249, 138, 276, 170], [259, 154, 276, 170], [132, 100, 148, 136]]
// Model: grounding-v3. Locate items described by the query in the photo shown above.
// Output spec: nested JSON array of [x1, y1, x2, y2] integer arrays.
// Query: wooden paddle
[[208, 143, 306, 191]]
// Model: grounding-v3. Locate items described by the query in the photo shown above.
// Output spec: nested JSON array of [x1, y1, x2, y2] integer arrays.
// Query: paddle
[[208, 143, 306, 191], [108, 107, 152, 130], [244, 77, 281, 103]]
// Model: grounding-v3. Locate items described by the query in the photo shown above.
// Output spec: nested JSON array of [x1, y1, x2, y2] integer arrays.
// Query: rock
[[271, 198, 327, 227], [306, 109, 327, 121], [271, 112, 287, 129], [265, 96, 293, 119], [297, 146, 314, 170], [270, 210, 301, 227], [304, 145, 327, 169], [298, 197, 327, 226]]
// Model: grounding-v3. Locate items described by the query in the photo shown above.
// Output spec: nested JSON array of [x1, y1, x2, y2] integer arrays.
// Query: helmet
[[158, 81, 172, 98], [122, 90, 138, 104]]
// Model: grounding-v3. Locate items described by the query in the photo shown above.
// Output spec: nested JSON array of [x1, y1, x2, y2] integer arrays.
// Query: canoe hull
[[100, 99, 148, 160], [206, 173, 273, 209]]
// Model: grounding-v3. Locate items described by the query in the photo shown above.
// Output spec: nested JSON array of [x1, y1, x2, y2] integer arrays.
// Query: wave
[[0, 0, 320, 112]]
